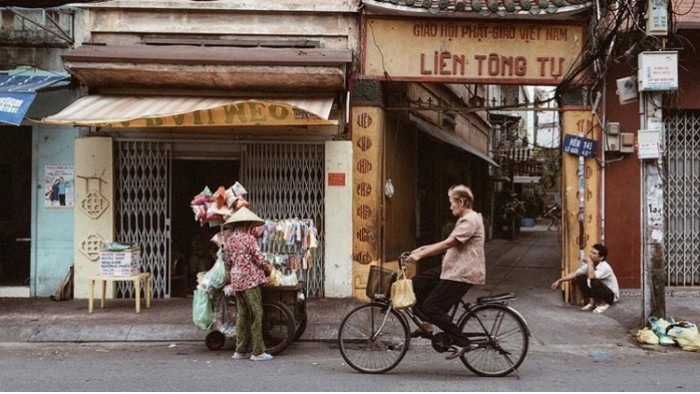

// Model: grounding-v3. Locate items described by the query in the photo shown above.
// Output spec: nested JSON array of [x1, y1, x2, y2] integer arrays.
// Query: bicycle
[[337, 252, 530, 377]]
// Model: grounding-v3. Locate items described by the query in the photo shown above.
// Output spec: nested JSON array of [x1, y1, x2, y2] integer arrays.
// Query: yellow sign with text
[[363, 18, 584, 85]]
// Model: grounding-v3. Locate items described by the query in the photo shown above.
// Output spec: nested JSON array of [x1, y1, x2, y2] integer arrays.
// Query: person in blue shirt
[[57, 177, 67, 206]]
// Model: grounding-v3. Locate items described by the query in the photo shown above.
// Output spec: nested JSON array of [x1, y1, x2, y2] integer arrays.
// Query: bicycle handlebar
[[398, 251, 411, 270]]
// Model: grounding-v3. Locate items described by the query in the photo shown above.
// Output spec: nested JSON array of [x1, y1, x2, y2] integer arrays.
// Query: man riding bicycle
[[408, 184, 486, 360]]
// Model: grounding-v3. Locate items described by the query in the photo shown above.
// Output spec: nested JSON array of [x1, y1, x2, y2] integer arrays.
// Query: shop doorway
[[0, 126, 31, 288], [171, 158, 241, 296]]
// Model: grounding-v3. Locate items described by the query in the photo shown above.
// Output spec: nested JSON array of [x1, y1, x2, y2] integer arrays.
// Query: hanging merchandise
[[258, 218, 318, 287], [189, 182, 315, 296]]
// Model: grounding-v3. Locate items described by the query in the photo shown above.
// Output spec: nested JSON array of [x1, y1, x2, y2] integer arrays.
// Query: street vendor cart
[[205, 281, 307, 354]]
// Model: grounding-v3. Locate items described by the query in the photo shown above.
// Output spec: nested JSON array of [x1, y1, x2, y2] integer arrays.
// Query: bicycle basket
[[365, 265, 396, 300]]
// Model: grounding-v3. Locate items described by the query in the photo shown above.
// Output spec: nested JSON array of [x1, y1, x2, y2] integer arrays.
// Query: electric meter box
[[638, 51, 678, 92], [646, 0, 668, 36]]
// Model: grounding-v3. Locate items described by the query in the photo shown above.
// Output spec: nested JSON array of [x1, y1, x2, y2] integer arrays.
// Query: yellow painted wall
[[74, 136, 115, 299], [351, 106, 385, 301], [560, 109, 601, 304]]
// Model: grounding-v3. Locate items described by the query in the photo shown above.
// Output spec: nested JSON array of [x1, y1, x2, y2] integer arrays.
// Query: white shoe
[[581, 302, 596, 311], [251, 353, 274, 361], [593, 304, 610, 314]]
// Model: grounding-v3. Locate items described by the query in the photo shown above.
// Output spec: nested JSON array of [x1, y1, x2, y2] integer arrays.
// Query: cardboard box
[[99, 247, 142, 276]]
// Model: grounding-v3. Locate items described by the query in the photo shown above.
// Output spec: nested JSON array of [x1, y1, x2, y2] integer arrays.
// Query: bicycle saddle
[[476, 292, 516, 303]]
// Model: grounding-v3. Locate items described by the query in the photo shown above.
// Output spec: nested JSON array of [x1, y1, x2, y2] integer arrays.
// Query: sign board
[[328, 172, 346, 187], [0, 92, 35, 126], [362, 18, 585, 85], [638, 51, 678, 91], [638, 130, 661, 159], [99, 248, 142, 276], [562, 134, 597, 157]]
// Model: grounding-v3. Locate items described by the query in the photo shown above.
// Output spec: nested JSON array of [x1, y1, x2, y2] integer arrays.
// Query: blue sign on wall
[[0, 92, 36, 126], [0, 74, 67, 126], [562, 134, 597, 157]]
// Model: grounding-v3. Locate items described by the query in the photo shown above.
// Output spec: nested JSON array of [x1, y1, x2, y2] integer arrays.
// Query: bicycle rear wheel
[[338, 303, 409, 374], [458, 304, 529, 377]]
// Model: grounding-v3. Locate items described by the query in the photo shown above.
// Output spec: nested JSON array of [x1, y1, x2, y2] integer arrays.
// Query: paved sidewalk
[[1, 226, 698, 356]]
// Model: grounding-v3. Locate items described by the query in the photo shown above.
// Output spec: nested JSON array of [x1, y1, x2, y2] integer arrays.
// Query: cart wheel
[[294, 309, 308, 341], [205, 331, 226, 351], [262, 301, 295, 355]]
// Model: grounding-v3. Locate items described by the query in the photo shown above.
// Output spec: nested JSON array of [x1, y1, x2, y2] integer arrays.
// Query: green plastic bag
[[202, 257, 227, 291], [192, 289, 214, 331], [649, 316, 676, 346], [208, 257, 228, 290]]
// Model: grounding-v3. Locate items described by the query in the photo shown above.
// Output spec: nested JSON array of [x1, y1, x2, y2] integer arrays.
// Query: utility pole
[[640, 92, 665, 322], [639, 0, 673, 322]]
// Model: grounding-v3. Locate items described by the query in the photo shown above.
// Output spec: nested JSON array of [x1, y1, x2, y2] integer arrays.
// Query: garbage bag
[[666, 322, 700, 352], [192, 289, 214, 331], [648, 316, 677, 346], [635, 327, 660, 345]]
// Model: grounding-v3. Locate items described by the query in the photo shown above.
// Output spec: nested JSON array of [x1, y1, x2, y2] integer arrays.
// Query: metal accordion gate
[[241, 142, 326, 298], [115, 140, 326, 298], [115, 141, 172, 298], [664, 110, 700, 287]]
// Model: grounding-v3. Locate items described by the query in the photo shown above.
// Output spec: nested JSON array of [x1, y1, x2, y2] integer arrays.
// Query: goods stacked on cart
[[190, 181, 249, 228]]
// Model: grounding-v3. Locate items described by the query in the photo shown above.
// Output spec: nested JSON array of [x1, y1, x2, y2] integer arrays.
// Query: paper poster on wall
[[44, 165, 74, 208]]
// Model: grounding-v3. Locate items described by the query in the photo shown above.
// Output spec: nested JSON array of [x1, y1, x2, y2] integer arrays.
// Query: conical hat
[[223, 207, 264, 227]]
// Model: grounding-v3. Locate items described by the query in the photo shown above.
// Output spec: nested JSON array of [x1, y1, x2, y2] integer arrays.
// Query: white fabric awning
[[40, 95, 336, 128]]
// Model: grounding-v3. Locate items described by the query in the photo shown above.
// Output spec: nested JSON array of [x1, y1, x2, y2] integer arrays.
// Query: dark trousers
[[575, 275, 615, 305], [412, 265, 472, 346]]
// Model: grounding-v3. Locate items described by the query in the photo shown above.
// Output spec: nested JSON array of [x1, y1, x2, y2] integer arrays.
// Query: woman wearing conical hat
[[222, 207, 273, 362]]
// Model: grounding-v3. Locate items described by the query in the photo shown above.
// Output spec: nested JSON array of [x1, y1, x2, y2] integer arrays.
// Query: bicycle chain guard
[[431, 332, 453, 353]]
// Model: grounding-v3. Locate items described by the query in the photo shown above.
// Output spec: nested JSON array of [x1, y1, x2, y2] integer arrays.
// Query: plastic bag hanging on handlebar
[[192, 289, 214, 331], [390, 269, 416, 309]]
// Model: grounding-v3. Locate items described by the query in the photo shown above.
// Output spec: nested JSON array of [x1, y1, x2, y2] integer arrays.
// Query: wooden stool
[[88, 273, 152, 313]]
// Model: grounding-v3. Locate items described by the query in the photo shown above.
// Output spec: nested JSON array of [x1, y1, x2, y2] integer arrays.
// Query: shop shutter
[[242, 142, 326, 298], [115, 141, 172, 298], [664, 110, 700, 287]]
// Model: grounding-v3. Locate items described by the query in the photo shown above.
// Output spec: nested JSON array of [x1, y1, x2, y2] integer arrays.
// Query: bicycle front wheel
[[338, 303, 409, 374], [458, 304, 529, 377]]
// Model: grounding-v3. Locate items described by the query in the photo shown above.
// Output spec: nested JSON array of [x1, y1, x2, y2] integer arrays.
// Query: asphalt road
[[0, 341, 696, 391]]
